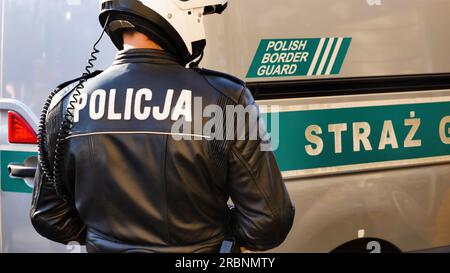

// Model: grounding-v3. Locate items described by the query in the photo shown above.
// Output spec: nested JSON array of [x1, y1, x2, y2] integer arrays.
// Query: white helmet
[[99, 0, 228, 66]]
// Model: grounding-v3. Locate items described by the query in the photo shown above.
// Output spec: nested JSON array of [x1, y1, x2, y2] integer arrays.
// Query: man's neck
[[123, 32, 163, 50]]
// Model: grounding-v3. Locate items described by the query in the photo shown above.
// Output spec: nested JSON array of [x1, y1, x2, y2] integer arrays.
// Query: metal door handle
[[8, 164, 37, 178]]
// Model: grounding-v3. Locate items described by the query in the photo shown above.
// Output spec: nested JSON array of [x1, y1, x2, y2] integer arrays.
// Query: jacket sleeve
[[30, 98, 86, 245], [227, 87, 295, 251], [30, 165, 86, 245]]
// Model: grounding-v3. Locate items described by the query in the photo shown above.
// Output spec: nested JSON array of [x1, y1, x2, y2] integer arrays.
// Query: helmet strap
[[189, 50, 205, 69]]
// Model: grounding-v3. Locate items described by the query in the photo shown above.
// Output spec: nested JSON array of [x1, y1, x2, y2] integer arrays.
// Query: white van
[[1, 0, 450, 253]]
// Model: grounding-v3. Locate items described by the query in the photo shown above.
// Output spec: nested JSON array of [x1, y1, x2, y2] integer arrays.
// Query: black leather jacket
[[30, 49, 294, 253]]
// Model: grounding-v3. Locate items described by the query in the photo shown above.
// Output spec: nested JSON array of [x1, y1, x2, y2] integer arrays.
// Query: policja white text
[[73, 88, 192, 123]]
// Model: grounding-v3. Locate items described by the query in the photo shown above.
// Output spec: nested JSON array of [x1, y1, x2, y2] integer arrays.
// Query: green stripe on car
[[247, 37, 352, 78], [1, 151, 36, 194]]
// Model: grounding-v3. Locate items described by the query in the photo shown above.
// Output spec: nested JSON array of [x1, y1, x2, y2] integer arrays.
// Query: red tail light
[[8, 111, 38, 144]]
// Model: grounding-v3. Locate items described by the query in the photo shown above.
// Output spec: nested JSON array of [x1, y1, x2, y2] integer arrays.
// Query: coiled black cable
[[37, 14, 110, 201], [37, 86, 63, 185]]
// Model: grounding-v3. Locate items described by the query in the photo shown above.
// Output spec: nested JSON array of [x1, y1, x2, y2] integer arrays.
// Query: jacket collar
[[112, 49, 180, 66]]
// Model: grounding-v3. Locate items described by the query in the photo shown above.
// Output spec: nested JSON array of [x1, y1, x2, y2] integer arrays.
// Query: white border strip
[[0, 1, 6, 251], [282, 155, 450, 180], [259, 94, 450, 113], [0, 0, 5, 100], [0, 145, 37, 153]]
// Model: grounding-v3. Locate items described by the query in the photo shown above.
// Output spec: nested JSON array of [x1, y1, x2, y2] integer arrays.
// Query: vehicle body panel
[[261, 89, 450, 252], [204, 0, 450, 81]]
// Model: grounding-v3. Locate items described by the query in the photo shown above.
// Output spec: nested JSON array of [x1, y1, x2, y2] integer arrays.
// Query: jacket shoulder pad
[[195, 68, 246, 104], [48, 71, 103, 112]]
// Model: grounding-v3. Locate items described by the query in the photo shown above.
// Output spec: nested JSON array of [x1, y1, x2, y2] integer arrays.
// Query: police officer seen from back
[[31, 0, 295, 253]]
